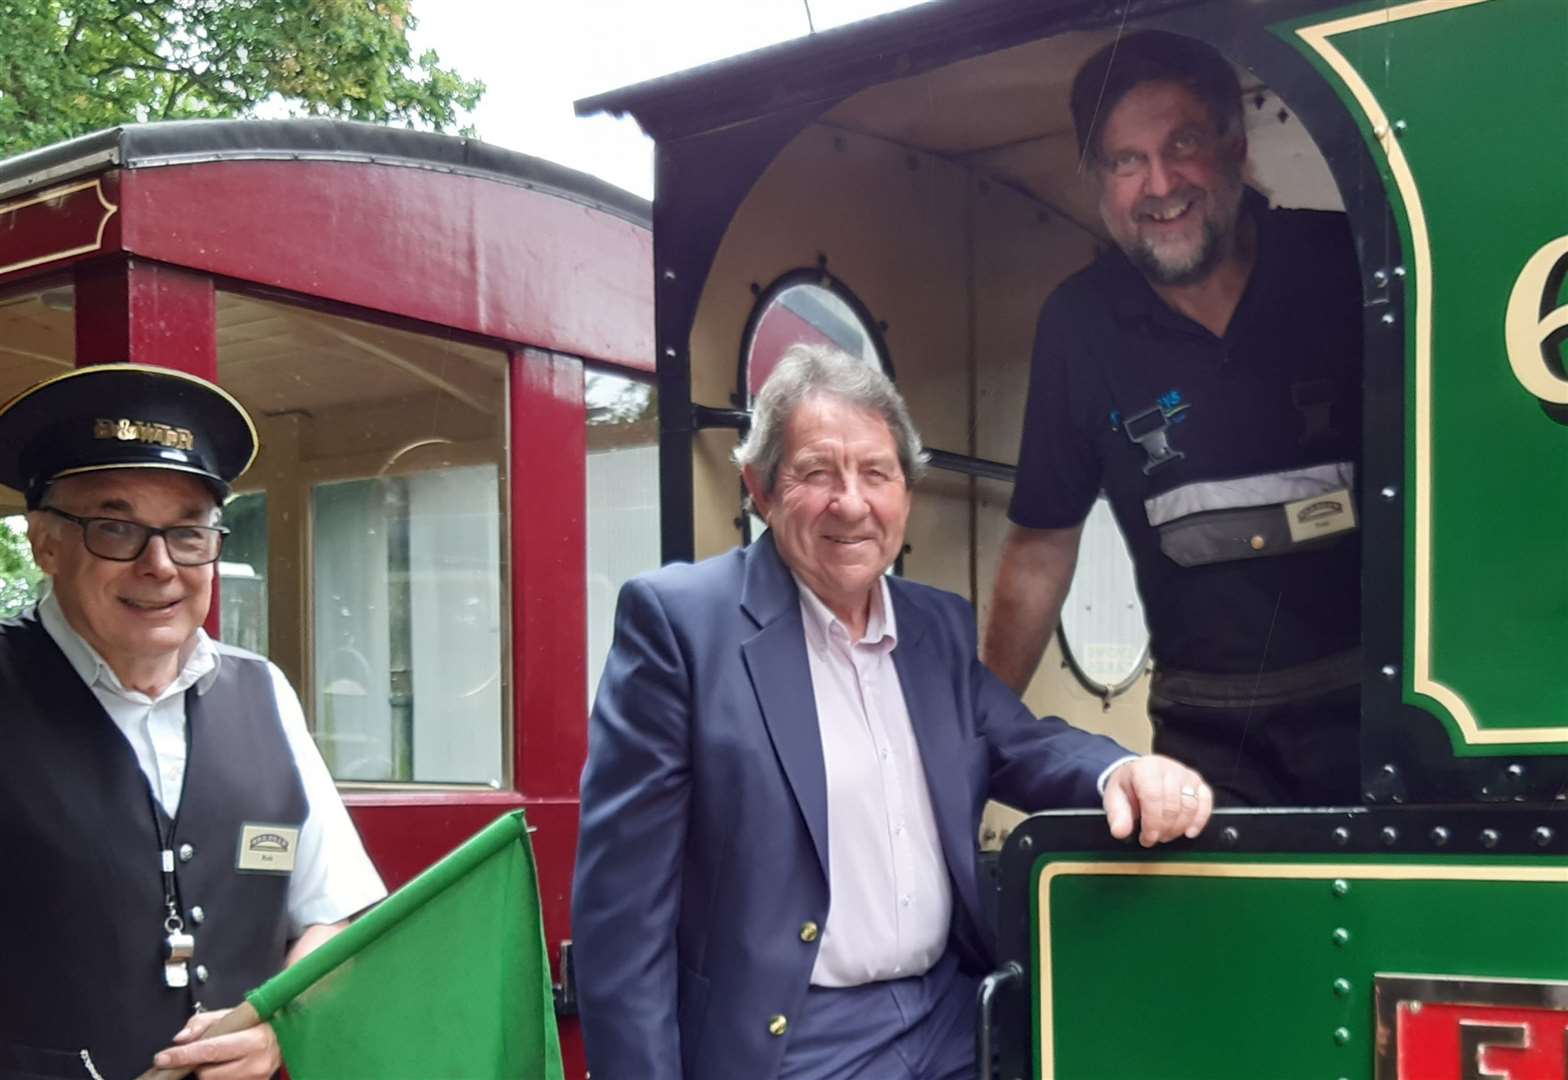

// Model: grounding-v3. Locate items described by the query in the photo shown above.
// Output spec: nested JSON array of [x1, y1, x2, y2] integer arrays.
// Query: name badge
[[236, 823, 300, 874], [1285, 487, 1358, 544]]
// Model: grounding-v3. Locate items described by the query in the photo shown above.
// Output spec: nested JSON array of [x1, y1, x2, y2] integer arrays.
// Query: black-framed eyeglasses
[[43, 507, 229, 567]]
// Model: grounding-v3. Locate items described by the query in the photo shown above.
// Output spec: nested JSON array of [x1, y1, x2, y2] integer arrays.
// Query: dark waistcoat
[[0, 613, 306, 1080]]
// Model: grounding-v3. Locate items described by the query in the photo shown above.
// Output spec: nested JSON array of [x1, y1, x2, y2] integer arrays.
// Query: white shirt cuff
[[1097, 754, 1140, 796]]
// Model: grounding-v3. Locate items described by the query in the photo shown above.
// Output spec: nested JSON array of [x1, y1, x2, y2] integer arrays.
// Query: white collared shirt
[[794, 574, 953, 987], [38, 592, 386, 935]]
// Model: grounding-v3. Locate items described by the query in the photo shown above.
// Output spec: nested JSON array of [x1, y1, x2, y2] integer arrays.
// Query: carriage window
[[585, 369, 659, 700], [312, 466, 503, 784], [0, 283, 75, 617], [743, 274, 887, 399], [218, 491, 268, 655], [216, 294, 508, 787]]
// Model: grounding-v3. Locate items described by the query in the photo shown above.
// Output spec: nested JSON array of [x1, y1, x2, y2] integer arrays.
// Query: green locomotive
[[581, 1, 1568, 1076]]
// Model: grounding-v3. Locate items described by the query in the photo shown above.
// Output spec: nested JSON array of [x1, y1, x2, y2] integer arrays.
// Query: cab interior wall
[[686, 25, 1348, 773]]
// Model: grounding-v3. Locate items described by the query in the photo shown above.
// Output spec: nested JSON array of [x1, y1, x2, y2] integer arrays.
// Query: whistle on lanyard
[[163, 908, 195, 988], [1122, 404, 1185, 475]]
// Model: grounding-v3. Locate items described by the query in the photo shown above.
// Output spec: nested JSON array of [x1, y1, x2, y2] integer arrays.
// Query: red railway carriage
[[0, 119, 655, 1075]]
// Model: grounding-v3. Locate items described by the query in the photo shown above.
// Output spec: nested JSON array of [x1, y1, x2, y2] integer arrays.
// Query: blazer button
[[768, 1014, 788, 1037], [799, 921, 819, 943]]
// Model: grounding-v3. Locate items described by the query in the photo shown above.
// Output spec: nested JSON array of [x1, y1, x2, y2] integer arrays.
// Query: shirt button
[[768, 1014, 788, 1037], [901, 895, 912, 908], [879, 747, 890, 761], [177, 843, 195, 863], [799, 921, 819, 943]]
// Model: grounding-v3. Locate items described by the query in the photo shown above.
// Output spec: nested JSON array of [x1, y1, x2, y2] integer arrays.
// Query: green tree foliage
[[0, 1, 484, 158], [0, 516, 42, 618]]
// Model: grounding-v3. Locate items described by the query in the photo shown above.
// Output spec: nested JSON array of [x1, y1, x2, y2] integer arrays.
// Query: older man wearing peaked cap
[[573, 344, 1212, 1080], [0, 364, 385, 1080]]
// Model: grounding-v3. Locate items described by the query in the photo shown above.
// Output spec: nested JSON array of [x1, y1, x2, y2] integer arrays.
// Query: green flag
[[247, 811, 564, 1080]]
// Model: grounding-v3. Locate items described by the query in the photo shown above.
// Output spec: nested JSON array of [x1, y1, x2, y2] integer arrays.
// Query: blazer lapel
[[889, 584, 985, 929], [739, 535, 830, 880]]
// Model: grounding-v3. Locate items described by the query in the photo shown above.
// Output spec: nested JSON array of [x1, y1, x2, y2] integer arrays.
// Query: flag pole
[[133, 1001, 263, 1080]]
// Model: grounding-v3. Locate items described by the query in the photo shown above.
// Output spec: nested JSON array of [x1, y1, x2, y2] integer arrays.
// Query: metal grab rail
[[976, 960, 1023, 1080]]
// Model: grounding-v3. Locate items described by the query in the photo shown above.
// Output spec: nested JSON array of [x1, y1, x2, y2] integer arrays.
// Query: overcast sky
[[408, 0, 928, 200]]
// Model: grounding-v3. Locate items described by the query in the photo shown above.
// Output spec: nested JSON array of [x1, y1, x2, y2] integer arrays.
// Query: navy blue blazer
[[572, 533, 1127, 1080]]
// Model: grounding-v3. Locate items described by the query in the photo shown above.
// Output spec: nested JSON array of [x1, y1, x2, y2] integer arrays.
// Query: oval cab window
[[1059, 497, 1150, 700], [744, 276, 886, 399]]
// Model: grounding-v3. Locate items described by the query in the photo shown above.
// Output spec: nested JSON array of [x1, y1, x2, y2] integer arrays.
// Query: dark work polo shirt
[[1009, 192, 1362, 675]]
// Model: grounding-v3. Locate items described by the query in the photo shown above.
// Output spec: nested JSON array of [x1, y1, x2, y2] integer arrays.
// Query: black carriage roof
[[575, 0, 1201, 139], [0, 119, 650, 227]]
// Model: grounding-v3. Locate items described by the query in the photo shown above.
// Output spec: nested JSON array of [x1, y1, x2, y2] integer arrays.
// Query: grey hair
[[734, 344, 929, 507]]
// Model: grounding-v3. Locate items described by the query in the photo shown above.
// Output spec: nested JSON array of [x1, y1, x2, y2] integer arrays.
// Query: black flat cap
[[0, 364, 258, 508]]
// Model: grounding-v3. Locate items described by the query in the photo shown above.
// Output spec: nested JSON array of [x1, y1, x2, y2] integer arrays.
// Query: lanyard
[[147, 784, 196, 989]]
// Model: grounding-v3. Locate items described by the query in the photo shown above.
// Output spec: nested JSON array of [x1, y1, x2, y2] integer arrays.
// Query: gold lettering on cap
[[93, 418, 195, 452]]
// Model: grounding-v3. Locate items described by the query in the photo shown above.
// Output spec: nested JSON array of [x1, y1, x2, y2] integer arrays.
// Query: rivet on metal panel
[[1408, 1000, 1422, 1015], [1220, 826, 1239, 847], [1332, 928, 1350, 947], [1380, 665, 1397, 680], [1392, 119, 1408, 135], [1018, 835, 1033, 851], [663, 345, 677, 358], [1380, 312, 1397, 325], [1333, 1027, 1350, 1046], [1535, 827, 1554, 847], [1430, 826, 1450, 847], [1331, 879, 1349, 897], [1373, 124, 1388, 138], [1332, 978, 1351, 997], [1379, 827, 1398, 847], [1393, 266, 1407, 278], [1380, 486, 1397, 501], [1332, 826, 1350, 846], [1507, 763, 1525, 778], [1480, 829, 1500, 849], [1372, 269, 1388, 287], [662, 268, 677, 281]]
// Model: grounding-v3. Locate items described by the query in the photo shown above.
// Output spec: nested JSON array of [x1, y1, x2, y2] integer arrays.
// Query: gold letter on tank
[[1505, 235, 1568, 405]]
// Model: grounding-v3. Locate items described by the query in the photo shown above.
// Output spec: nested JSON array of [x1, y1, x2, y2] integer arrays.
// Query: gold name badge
[[236, 823, 300, 874], [1285, 487, 1358, 544], [93, 417, 195, 451]]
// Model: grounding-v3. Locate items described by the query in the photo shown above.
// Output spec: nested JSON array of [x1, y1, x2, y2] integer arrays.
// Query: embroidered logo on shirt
[[1110, 388, 1189, 431]]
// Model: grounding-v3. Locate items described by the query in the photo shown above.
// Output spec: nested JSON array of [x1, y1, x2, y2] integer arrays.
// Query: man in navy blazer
[[573, 345, 1212, 1080]]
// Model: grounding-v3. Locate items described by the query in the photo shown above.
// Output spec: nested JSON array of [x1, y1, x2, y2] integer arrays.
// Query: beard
[[1114, 166, 1247, 287]]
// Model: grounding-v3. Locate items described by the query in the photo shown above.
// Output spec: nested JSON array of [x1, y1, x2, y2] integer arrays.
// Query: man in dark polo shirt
[[982, 31, 1362, 805], [0, 365, 385, 1080]]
